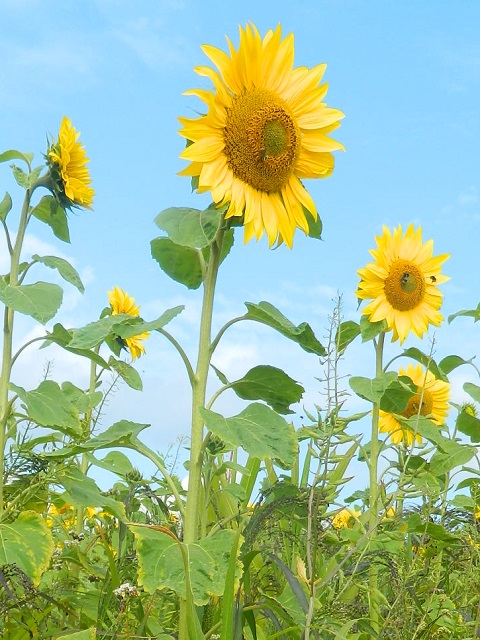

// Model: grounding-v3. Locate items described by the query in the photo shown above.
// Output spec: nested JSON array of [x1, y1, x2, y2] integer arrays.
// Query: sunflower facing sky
[[356, 224, 450, 343], [379, 363, 450, 446], [107, 286, 149, 361], [178, 23, 344, 248], [47, 116, 94, 209]]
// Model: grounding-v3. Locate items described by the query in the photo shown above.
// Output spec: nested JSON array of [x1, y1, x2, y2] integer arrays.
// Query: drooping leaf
[[0, 191, 12, 221], [88, 451, 135, 478], [448, 303, 480, 323], [464, 382, 480, 404], [244, 301, 326, 355], [151, 237, 203, 289], [401, 347, 446, 381], [41, 420, 151, 459], [229, 365, 304, 414], [335, 320, 361, 354], [154, 204, 223, 248], [379, 375, 417, 413], [349, 372, 397, 404], [429, 446, 475, 476], [43, 322, 111, 369], [32, 254, 84, 293], [68, 313, 133, 349], [58, 466, 126, 520], [30, 195, 70, 243], [0, 511, 54, 585], [359, 315, 388, 342], [438, 354, 471, 376], [109, 356, 143, 391], [131, 526, 239, 606], [61, 381, 102, 414], [11, 380, 80, 434], [456, 408, 480, 443], [0, 149, 34, 165], [0, 279, 63, 324], [113, 306, 184, 339], [201, 403, 297, 467]]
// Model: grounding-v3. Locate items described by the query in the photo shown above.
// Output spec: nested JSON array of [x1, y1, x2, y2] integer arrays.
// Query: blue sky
[[1, 0, 479, 481]]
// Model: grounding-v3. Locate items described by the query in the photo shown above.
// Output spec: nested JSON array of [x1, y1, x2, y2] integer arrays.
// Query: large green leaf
[[131, 526, 239, 606], [0, 191, 12, 221], [11, 380, 80, 434], [448, 303, 480, 323], [42, 420, 151, 459], [464, 382, 480, 404], [244, 301, 326, 355], [0, 279, 63, 324], [230, 365, 304, 414], [58, 466, 126, 520], [109, 356, 143, 390], [379, 375, 416, 413], [0, 511, 54, 585], [0, 149, 34, 165], [429, 446, 475, 475], [61, 381, 102, 414], [113, 306, 184, 339], [32, 254, 84, 293], [438, 354, 471, 376], [30, 194, 70, 243], [68, 313, 133, 349], [455, 409, 480, 443], [154, 204, 223, 248], [359, 315, 388, 341], [400, 347, 446, 381], [335, 320, 360, 354], [349, 372, 397, 404], [43, 322, 111, 369], [201, 403, 297, 467], [151, 237, 203, 289]]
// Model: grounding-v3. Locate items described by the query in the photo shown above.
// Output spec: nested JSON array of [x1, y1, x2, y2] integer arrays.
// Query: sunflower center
[[402, 389, 433, 419], [384, 260, 426, 311], [223, 88, 300, 192]]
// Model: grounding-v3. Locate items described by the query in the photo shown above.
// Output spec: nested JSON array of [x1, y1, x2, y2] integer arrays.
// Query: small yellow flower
[[179, 23, 344, 248], [47, 116, 94, 208], [332, 507, 360, 529], [356, 224, 449, 343], [107, 286, 149, 361], [379, 363, 450, 446]]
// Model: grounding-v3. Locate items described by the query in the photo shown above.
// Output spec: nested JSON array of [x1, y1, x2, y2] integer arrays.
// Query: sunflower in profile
[[47, 116, 94, 209], [107, 286, 149, 361], [379, 363, 450, 446], [178, 23, 344, 248], [356, 224, 449, 343]]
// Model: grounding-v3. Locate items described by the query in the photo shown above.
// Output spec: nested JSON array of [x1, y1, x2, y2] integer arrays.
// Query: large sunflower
[[178, 23, 344, 248], [356, 224, 450, 343], [379, 363, 450, 446], [47, 116, 94, 209], [107, 286, 149, 361]]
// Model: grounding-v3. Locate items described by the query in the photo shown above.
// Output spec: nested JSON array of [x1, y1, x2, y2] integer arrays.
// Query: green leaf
[[43, 322, 111, 369], [349, 372, 397, 404], [11, 380, 81, 434], [429, 445, 475, 475], [42, 420, 151, 459], [131, 526, 238, 606], [304, 206, 322, 240], [456, 409, 480, 443], [32, 254, 84, 293], [359, 315, 388, 342], [109, 356, 143, 391], [0, 191, 12, 221], [0, 149, 34, 165], [88, 451, 134, 478], [464, 382, 480, 404], [230, 365, 304, 414], [401, 416, 455, 453], [201, 403, 297, 467], [58, 466, 126, 520], [244, 301, 326, 355], [113, 305, 184, 339], [438, 354, 471, 376], [401, 347, 446, 381], [61, 381, 102, 414], [68, 313, 132, 349], [335, 320, 361, 354], [0, 511, 54, 585], [154, 203, 224, 248], [0, 279, 63, 324], [31, 195, 70, 243], [448, 303, 480, 323], [57, 630, 96, 640], [151, 236, 203, 289], [379, 375, 416, 413]]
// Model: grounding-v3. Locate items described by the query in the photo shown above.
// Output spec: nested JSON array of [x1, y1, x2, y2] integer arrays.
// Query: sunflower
[[332, 507, 360, 529], [47, 116, 94, 209], [379, 363, 450, 446], [178, 23, 344, 248], [356, 224, 449, 343], [107, 286, 149, 361]]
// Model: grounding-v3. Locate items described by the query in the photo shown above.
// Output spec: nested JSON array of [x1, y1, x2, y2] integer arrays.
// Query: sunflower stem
[[368, 331, 385, 635], [0, 187, 32, 517], [178, 225, 224, 639]]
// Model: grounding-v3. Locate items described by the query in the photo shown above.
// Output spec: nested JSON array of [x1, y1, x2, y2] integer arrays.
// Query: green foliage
[[0, 279, 63, 324], [229, 365, 304, 414], [31, 194, 71, 243]]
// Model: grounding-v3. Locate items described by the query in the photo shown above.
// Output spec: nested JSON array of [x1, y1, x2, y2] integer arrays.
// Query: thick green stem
[[0, 188, 32, 515], [178, 227, 224, 639], [368, 331, 385, 635]]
